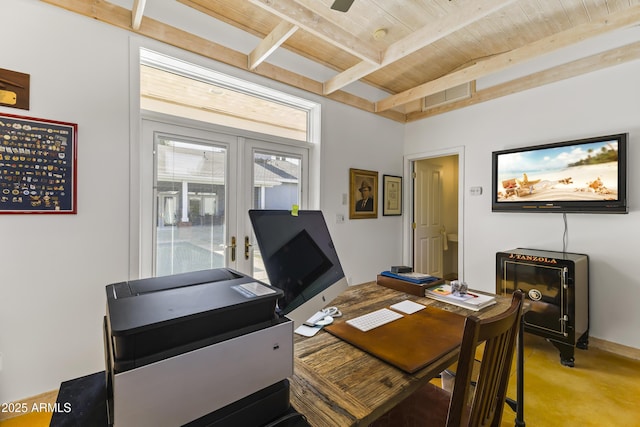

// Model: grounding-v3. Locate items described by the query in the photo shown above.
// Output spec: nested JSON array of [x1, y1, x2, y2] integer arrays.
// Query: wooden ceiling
[[43, 0, 640, 122]]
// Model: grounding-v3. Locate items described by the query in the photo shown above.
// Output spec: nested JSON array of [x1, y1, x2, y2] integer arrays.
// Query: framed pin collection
[[0, 112, 77, 214]]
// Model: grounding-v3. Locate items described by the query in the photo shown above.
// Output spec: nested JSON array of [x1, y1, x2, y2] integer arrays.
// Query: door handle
[[230, 236, 236, 262], [245, 236, 252, 260], [441, 226, 448, 251]]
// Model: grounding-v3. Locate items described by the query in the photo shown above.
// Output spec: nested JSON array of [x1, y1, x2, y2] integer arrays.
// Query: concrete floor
[[499, 334, 640, 427]]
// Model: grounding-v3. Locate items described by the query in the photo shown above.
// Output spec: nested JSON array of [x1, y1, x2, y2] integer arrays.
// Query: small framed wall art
[[383, 175, 402, 216], [0, 113, 78, 214], [349, 168, 378, 219]]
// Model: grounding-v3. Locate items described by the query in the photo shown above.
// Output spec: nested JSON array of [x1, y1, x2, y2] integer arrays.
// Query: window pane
[[155, 137, 227, 276], [252, 151, 301, 282]]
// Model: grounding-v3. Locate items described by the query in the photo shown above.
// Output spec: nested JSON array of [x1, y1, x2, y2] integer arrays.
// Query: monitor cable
[[321, 306, 342, 318], [562, 212, 569, 253]]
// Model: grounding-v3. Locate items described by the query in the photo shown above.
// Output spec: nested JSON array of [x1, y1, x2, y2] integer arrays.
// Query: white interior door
[[413, 160, 444, 277]]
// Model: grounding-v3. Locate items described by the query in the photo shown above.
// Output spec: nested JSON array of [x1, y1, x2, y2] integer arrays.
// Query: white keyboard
[[347, 308, 403, 332]]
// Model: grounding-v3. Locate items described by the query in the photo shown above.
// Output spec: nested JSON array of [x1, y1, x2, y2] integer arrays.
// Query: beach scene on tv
[[496, 140, 619, 202]]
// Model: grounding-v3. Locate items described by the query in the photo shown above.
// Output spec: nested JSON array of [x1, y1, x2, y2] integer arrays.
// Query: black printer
[[104, 268, 295, 427]]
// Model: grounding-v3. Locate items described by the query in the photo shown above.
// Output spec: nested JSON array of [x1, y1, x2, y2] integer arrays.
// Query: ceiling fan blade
[[331, 0, 355, 12]]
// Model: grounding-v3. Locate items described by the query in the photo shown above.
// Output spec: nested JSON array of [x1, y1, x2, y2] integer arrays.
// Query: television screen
[[492, 133, 628, 213], [248, 210, 348, 328]]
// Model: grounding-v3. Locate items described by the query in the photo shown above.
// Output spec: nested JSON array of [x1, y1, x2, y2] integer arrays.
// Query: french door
[[139, 119, 307, 279], [245, 139, 308, 282]]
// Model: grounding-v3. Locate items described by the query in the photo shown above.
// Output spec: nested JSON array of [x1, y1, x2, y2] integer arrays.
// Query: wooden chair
[[371, 291, 524, 427]]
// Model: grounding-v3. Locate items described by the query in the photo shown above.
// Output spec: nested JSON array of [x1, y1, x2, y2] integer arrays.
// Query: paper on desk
[[390, 300, 426, 314]]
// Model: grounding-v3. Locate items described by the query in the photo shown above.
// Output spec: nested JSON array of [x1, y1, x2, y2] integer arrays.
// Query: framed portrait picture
[[349, 168, 378, 219], [383, 175, 402, 216]]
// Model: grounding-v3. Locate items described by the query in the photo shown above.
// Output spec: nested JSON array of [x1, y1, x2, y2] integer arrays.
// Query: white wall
[[0, 0, 403, 403], [405, 59, 640, 350], [0, 0, 132, 406], [320, 101, 406, 284]]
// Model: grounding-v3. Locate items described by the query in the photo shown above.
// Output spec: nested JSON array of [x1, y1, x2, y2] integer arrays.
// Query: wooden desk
[[289, 281, 512, 426]]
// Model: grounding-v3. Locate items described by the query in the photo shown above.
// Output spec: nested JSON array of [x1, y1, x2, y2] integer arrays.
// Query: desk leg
[[506, 319, 525, 426]]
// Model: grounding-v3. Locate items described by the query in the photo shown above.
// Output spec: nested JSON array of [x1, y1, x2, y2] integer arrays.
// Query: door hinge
[[412, 222, 417, 229]]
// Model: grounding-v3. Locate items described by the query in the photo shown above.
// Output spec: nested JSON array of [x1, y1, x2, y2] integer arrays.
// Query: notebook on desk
[[324, 306, 465, 373]]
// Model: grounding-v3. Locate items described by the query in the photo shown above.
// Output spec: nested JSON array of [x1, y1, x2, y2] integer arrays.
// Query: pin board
[[0, 113, 77, 214]]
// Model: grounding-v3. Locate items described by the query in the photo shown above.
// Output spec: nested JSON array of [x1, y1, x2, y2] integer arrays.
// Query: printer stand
[[50, 372, 107, 427]]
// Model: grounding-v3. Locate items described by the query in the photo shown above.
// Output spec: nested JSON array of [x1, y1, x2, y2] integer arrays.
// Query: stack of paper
[[425, 284, 496, 311]]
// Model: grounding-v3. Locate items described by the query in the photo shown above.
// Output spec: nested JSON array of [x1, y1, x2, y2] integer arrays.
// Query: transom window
[[140, 48, 317, 143]]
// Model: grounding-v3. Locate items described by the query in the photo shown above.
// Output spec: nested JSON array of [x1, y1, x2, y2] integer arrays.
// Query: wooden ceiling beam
[[376, 4, 640, 112], [39, 0, 640, 124], [40, 0, 406, 123], [246, 0, 381, 65], [323, 0, 517, 95], [249, 20, 299, 70], [131, 0, 146, 30], [406, 41, 640, 122]]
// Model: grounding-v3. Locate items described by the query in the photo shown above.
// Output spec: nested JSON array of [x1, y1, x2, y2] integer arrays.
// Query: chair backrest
[[446, 290, 524, 427]]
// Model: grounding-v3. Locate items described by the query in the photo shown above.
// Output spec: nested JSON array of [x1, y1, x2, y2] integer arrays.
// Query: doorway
[[139, 119, 308, 279], [405, 149, 463, 281]]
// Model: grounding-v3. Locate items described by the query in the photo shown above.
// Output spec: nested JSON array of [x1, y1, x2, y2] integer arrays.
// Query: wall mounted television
[[492, 133, 628, 213]]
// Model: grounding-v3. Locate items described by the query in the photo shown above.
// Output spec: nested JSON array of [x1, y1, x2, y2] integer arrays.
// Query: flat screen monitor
[[248, 210, 348, 328]]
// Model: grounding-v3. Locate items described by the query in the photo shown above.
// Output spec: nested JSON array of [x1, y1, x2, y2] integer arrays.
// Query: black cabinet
[[496, 248, 589, 367]]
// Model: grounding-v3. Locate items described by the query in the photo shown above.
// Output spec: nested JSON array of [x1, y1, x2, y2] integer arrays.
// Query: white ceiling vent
[[423, 82, 472, 110]]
